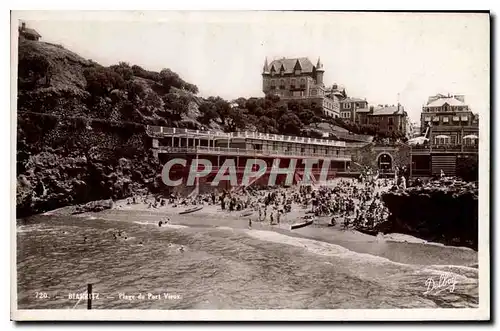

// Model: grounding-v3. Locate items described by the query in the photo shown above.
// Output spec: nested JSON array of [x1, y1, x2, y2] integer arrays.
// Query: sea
[[16, 208, 478, 309]]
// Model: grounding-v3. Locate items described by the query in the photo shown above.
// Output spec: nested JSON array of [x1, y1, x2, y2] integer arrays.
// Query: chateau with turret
[[262, 57, 342, 117]]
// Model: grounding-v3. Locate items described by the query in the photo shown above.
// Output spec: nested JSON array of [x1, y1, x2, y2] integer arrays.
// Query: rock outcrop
[[379, 178, 478, 250]]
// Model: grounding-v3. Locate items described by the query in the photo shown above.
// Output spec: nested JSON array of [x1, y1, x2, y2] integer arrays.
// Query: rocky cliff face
[[16, 39, 205, 217], [380, 178, 478, 249], [16, 113, 166, 218]]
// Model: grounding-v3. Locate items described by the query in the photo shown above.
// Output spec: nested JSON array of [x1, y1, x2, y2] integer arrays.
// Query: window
[[344, 103, 351, 109], [432, 117, 440, 122], [342, 112, 351, 118], [291, 78, 296, 89], [461, 116, 468, 122], [388, 117, 394, 125], [453, 116, 460, 122], [301, 147, 305, 153], [279, 79, 285, 90], [389, 126, 393, 131], [311, 89, 317, 96], [300, 78, 306, 88], [442, 116, 449, 123], [435, 136, 450, 145], [424, 116, 431, 122], [295, 69, 301, 75]]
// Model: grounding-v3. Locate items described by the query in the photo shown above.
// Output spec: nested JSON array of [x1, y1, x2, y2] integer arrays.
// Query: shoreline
[[32, 177, 478, 252], [37, 194, 476, 254]]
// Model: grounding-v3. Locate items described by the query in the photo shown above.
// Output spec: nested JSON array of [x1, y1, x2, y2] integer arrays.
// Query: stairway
[[431, 155, 457, 177]]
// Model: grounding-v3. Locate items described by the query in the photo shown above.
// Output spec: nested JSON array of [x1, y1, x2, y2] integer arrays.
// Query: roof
[[426, 97, 465, 107], [370, 105, 405, 116], [340, 97, 367, 103], [20, 27, 41, 38], [268, 57, 315, 74]]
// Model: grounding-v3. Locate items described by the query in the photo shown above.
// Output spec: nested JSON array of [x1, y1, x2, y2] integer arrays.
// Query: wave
[[17, 224, 58, 233], [244, 229, 477, 281], [215, 226, 234, 231], [382, 233, 475, 251], [133, 221, 154, 226], [164, 224, 188, 229], [132, 220, 188, 229]]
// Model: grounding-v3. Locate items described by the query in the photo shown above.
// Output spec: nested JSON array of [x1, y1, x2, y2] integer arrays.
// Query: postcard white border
[[9, 9, 491, 322]]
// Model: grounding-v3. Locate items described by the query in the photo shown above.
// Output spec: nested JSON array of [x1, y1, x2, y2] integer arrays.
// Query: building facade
[[357, 105, 410, 137], [339, 97, 370, 124], [262, 57, 341, 117], [420, 94, 479, 146], [411, 94, 479, 178], [148, 125, 352, 190], [18, 22, 41, 41]]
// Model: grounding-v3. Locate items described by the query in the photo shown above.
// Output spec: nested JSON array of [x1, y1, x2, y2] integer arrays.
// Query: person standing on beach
[[248, 218, 252, 229]]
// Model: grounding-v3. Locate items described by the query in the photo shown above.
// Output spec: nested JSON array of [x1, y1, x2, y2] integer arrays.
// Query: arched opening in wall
[[377, 153, 393, 173]]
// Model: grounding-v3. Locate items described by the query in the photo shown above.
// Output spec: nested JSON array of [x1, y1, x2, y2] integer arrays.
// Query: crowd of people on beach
[[120, 165, 412, 232]]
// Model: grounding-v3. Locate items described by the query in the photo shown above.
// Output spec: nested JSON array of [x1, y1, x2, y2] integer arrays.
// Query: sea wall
[[380, 178, 478, 249]]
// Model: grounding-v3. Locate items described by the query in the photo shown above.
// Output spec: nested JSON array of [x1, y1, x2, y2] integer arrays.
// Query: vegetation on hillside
[[17, 39, 407, 140]]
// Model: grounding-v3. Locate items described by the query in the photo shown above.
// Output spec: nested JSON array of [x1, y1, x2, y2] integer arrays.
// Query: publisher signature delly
[[423, 273, 457, 295]]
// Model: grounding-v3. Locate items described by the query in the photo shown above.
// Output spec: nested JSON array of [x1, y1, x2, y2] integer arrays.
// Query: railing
[[146, 125, 347, 147], [156, 146, 352, 161], [410, 144, 478, 152]]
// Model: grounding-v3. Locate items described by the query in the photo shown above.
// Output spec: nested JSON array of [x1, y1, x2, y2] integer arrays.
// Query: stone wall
[[349, 142, 411, 170]]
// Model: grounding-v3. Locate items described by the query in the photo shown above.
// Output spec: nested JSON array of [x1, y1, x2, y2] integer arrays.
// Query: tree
[[278, 112, 303, 135], [126, 81, 146, 102], [257, 116, 278, 133], [83, 66, 126, 96], [184, 83, 199, 94], [163, 93, 189, 121], [110, 62, 133, 81], [18, 54, 53, 88], [198, 101, 219, 125]]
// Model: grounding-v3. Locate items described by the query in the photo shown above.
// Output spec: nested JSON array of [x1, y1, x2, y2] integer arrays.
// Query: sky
[[15, 11, 490, 123]]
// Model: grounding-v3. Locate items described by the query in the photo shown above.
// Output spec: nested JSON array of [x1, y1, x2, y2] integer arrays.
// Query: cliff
[[16, 40, 203, 217], [379, 178, 479, 250]]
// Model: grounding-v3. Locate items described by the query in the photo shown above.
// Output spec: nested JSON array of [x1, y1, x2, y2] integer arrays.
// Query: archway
[[377, 153, 393, 173]]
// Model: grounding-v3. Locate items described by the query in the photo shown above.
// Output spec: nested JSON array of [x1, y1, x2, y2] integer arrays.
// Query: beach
[[17, 178, 478, 309]]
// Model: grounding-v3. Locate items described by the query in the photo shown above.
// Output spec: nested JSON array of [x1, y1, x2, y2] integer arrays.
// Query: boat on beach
[[178, 206, 204, 215], [240, 211, 253, 217], [290, 216, 315, 230]]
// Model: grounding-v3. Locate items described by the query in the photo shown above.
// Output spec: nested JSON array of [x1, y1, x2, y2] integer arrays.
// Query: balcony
[[410, 144, 478, 154], [155, 146, 352, 161]]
